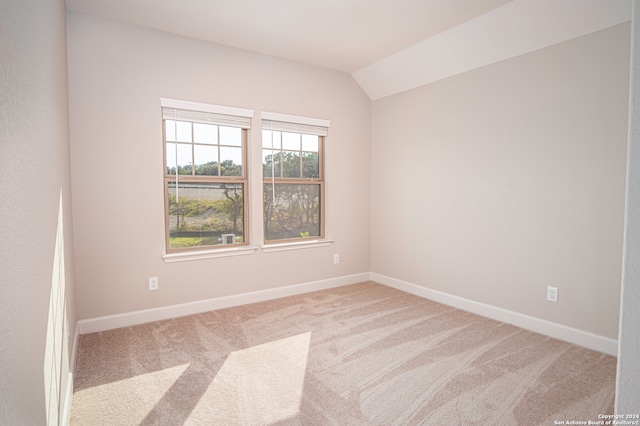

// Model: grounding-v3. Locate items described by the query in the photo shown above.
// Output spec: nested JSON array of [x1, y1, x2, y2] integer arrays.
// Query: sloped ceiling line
[[65, 0, 631, 100], [352, 0, 632, 100]]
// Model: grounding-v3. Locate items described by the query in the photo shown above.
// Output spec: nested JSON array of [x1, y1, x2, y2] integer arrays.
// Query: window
[[161, 99, 253, 253], [261, 112, 330, 243]]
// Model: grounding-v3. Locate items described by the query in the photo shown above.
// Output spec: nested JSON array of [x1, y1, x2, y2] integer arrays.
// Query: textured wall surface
[[0, 0, 77, 423]]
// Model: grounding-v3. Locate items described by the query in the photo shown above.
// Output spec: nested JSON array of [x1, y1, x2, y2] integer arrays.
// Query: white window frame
[[160, 98, 257, 262], [260, 111, 333, 251]]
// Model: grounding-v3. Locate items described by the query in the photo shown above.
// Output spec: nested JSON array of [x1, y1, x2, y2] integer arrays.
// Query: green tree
[[195, 162, 218, 176], [262, 151, 320, 239], [221, 159, 241, 176], [221, 184, 243, 232]]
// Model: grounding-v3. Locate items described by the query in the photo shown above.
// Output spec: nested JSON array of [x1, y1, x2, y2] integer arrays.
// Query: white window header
[[261, 111, 330, 137], [161, 98, 254, 129], [161, 98, 254, 118]]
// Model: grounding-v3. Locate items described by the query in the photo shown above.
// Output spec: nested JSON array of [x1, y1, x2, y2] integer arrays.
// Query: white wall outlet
[[333, 253, 340, 264], [148, 276, 159, 291], [547, 286, 558, 303]]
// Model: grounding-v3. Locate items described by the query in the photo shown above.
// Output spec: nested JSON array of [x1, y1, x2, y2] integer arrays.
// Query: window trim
[[261, 111, 330, 134], [162, 245, 258, 263], [161, 98, 253, 254], [161, 98, 254, 122], [261, 238, 334, 253]]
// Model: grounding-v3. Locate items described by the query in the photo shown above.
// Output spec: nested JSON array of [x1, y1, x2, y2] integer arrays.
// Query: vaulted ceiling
[[65, 0, 631, 99]]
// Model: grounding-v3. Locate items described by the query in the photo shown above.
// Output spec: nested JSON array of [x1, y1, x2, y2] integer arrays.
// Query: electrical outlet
[[333, 253, 340, 264], [546, 286, 558, 303], [148, 276, 159, 291]]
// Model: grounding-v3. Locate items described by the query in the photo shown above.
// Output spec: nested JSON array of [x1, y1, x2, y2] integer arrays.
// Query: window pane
[[220, 126, 242, 146], [176, 121, 192, 143], [263, 183, 320, 241], [263, 150, 281, 178], [167, 182, 244, 249], [176, 143, 193, 175], [220, 147, 242, 176], [282, 132, 300, 151], [166, 142, 177, 175], [194, 145, 218, 176], [194, 123, 218, 144], [165, 120, 176, 142], [262, 130, 281, 149], [302, 152, 319, 178], [301, 134, 318, 152], [282, 151, 301, 178]]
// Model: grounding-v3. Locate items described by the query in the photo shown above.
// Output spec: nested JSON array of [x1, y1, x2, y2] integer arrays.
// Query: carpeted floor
[[70, 281, 616, 425]]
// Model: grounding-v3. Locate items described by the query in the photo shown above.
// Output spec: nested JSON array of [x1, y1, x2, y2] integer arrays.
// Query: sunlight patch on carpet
[[71, 363, 190, 424], [187, 332, 311, 425]]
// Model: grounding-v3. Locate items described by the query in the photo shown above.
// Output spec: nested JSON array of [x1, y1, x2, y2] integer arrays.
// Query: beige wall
[[371, 23, 630, 339], [67, 11, 371, 320], [616, 0, 640, 413], [0, 0, 76, 423]]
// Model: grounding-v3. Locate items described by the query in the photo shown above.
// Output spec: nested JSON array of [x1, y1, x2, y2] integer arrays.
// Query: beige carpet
[[70, 282, 616, 425]]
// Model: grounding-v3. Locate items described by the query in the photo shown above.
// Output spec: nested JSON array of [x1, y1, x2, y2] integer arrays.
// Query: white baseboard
[[75, 270, 617, 356], [77, 272, 371, 335], [371, 272, 618, 356]]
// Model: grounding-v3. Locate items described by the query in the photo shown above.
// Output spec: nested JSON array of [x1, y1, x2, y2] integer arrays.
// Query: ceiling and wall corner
[[65, 0, 632, 100], [63, 0, 514, 73], [352, 0, 633, 100]]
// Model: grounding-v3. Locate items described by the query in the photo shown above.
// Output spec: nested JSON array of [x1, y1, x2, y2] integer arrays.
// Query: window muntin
[[165, 120, 244, 177], [262, 129, 324, 243], [163, 111, 249, 253]]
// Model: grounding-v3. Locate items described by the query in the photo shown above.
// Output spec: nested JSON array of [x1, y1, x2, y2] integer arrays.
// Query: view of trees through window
[[167, 183, 244, 249], [263, 183, 320, 240], [262, 130, 323, 241], [164, 119, 246, 250], [162, 105, 328, 252]]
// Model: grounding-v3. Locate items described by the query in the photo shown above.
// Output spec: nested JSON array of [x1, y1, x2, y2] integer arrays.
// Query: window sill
[[162, 246, 258, 263], [261, 239, 334, 253]]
